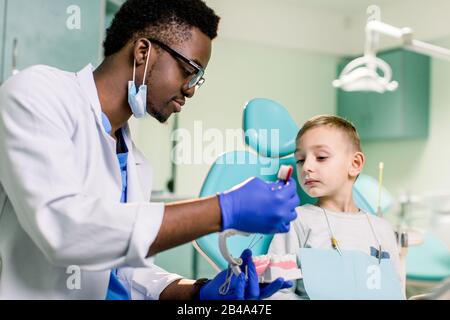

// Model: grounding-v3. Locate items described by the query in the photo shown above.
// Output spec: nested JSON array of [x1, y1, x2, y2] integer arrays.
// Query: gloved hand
[[199, 262, 246, 300], [199, 249, 293, 300], [240, 249, 293, 300], [218, 177, 300, 234]]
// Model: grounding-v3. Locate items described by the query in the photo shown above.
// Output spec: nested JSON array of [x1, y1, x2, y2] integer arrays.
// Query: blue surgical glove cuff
[[218, 192, 235, 231]]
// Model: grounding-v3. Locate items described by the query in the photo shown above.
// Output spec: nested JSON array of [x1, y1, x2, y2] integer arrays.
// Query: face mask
[[128, 44, 151, 118]]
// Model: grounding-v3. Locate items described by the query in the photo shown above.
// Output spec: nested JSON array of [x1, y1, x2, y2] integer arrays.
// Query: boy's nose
[[302, 159, 314, 173]]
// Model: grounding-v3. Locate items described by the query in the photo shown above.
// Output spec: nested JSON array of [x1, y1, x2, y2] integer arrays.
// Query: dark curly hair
[[103, 0, 220, 57]]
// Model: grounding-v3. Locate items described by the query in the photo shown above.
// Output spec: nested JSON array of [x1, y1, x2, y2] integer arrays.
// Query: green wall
[[1, 0, 104, 81], [0, 0, 6, 82]]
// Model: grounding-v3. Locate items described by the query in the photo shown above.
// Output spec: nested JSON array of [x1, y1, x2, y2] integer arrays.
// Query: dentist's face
[[146, 27, 212, 123], [295, 126, 355, 198]]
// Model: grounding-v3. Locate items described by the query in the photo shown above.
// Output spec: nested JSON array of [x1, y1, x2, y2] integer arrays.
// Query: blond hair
[[296, 115, 362, 152]]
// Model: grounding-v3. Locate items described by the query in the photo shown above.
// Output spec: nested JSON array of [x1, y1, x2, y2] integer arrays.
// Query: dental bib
[[298, 248, 404, 300]]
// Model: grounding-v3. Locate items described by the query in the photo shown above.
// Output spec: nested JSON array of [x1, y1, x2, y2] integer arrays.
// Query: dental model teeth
[[253, 255, 270, 275], [252, 253, 302, 283]]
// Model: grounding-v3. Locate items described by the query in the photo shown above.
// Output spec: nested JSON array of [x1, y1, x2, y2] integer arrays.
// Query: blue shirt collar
[[101, 112, 112, 135]]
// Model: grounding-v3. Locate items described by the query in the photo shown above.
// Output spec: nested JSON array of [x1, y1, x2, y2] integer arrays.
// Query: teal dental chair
[[405, 231, 450, 299], [193, 98, 394, 273], [407, 233, 450, 283]]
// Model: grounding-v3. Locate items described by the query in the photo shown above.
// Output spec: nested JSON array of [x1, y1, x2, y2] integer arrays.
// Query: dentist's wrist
[[193, 278, 210, 300]]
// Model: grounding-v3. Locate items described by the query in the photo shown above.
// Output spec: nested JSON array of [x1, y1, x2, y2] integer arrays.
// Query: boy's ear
[[349, 151, 365, 179]]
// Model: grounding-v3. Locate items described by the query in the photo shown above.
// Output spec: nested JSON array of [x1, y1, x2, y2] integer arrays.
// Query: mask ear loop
[[132, 58, 137, 84], [132, 41, 151, 87], [141, 42, 151, 86]]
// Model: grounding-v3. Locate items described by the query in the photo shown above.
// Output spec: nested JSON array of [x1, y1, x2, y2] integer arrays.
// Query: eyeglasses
[[148, 38, 205, 89]]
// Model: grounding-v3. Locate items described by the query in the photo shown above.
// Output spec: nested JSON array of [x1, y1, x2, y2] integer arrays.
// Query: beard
[[148, 101, 172, 123]]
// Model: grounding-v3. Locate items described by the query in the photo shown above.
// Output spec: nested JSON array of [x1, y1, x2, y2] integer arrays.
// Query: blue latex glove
[[199, 249, 293, 300], [240, 248, 293, 300], [218, 177, 300, 234], [199, 266, 246, 300]]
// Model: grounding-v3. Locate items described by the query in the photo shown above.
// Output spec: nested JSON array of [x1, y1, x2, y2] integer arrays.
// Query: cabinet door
[[0, 0, 6, 83], [2, 0, 105, 82], [337, 49, 430, 141]]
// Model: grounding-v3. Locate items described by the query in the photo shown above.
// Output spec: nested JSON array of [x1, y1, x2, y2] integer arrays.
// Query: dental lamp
[[333, 19, 450, 93]]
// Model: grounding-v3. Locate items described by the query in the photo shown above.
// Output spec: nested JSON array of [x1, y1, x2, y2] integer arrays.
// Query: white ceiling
[[206, 0, 450, 56], [293, 0, 402, 14]]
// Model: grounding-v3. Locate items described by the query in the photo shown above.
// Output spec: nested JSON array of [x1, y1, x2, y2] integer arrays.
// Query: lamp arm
[[366, 20, 450, 61]]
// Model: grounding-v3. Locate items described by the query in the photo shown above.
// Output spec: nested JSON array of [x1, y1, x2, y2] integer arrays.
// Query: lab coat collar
[[76, 64, 104, 127], [76, 64, 147, 201], [76, 64, 136, 154]]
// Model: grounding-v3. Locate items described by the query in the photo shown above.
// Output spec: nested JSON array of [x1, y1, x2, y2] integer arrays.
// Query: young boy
[[268, 115, 404, 299]]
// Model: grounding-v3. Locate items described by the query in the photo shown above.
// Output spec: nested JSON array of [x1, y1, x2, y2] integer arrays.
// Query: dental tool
[[377, 162, 384, 217], [331, 237, 343, 256]]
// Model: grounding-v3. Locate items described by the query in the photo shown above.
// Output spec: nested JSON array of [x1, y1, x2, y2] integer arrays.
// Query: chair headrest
[[243, 98, 299, 158]]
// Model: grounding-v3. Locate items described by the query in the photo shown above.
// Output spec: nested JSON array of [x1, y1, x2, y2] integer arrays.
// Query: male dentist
[[0, 0, 299, 299]]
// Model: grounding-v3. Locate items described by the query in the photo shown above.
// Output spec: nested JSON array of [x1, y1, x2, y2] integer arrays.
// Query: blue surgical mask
[[128, 45, 151, 118]]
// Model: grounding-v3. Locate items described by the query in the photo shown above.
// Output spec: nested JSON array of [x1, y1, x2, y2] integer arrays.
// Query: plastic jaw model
[[252, 254, 302, 283]]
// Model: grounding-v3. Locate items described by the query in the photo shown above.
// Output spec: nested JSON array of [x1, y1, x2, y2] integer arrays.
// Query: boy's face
[[295, 126, 362, 198]]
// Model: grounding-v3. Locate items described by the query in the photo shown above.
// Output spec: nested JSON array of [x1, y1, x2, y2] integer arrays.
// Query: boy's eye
[[317, 156, 328, 161], [296, 159, 305, 165]]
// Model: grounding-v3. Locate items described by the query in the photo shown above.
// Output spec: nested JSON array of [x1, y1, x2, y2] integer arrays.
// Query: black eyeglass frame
[[148, 38, 205, 89]]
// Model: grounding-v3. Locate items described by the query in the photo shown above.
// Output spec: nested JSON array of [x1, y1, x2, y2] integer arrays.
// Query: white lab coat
[[0, 64, 183, 299]]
